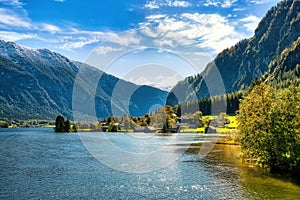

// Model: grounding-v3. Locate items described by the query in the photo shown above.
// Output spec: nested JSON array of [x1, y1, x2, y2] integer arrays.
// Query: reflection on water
[[204, 145, 300, 200], [0, 129, 299, 199]]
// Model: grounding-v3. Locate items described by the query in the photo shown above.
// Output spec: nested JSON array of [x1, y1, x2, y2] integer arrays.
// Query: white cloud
[[146, 14, 167, 20], [108, 30, 141, 46], [0, 31, 37, 41], [54, 0, 65, 2], [170, 0, 191, 7], [0, 2, 63, 34], [0, 7, 78, 45], [0, 0, 23, 7], [0, 8, 32, 28], [0, 0, 263, 64], [61, 40, 95, 49], [0, 10, 117, 52], [58, 29, 116, 50], [221, 0, 237, 8], [239, 15, 261, 33], [41, 24, 61, 34], [249, 0, 277, 4], [202, 0, 237, 8], [233, 7, 246, 11], [144, 0, 160, 9], [203, 1, 220, 7], [142, 13, 244, 54], [95, 46, 123, 55], [157, 17, 187, 31], [144, 0, 191, 9]]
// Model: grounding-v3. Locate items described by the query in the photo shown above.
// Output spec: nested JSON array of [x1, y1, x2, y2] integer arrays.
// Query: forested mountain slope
[[167, 0, 300, 106]]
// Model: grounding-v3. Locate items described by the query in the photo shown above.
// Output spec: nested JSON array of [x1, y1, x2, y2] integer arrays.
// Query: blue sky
[[0, 0, 281, 88]]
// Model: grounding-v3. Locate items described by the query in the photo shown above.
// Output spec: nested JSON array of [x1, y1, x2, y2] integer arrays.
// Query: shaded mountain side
[[167, 0, 300, 106], [0, 56, 59, 119], [0, 40, 168, 120]]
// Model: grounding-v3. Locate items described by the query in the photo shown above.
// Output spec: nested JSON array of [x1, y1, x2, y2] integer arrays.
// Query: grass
[[180, 128, 205, 133], [226, 116, 238, 129], [216, 127, 238, 133], [43, 125, 55, 128], [180, 115, 238, 134]]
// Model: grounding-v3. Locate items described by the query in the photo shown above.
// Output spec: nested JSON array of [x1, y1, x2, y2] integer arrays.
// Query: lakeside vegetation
[[4, 83, 299, 179], [60, 110, 238, 134], [237, 82, 300, 177], [0, 119, 55, 128], [3, 77, 299, 179], [54, 81, 300, 178]]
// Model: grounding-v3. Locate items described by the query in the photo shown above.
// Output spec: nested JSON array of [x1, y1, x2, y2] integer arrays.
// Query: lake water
[[0, 128, 299, 199]]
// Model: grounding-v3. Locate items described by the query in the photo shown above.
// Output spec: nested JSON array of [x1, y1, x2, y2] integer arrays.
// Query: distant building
[[115, 123, 125, 131], [205, 127, 216, 134], [144, 126, 157, 133], [133, 126, 145, 132], [177, 117, 193, 124], [101, 126, 108, 132]]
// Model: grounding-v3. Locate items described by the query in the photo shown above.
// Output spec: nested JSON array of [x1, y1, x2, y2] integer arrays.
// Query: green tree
[[237, 83, 273, 167], [55, 115, 71, 132], [55, 115, 65, 132], [267, 86, 300, 174], [123, 114, 131, 130], [64, 119, 70, 132], [107, 122, 119, 132], [238, 83, 300, 176], [218, 112, 230, 127], [107, 116, 113, 124], [191, 111, 203, 128], [144, 113, 151, 125]]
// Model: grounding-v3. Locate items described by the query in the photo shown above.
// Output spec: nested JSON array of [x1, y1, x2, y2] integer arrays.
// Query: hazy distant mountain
[[167, 0, 300, 105], [142, 82, 173, 92], [0, 40, 168, 120]]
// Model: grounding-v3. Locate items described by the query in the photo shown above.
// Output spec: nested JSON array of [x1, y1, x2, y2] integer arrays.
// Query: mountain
[[264, 36, 300, 86], [0, 40, 168, 120], [167, 0, 300, 106], [142, 82, 173, 92]]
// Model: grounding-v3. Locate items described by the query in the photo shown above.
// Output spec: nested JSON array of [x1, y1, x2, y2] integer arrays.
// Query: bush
[[237, 83, 300, 176]]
